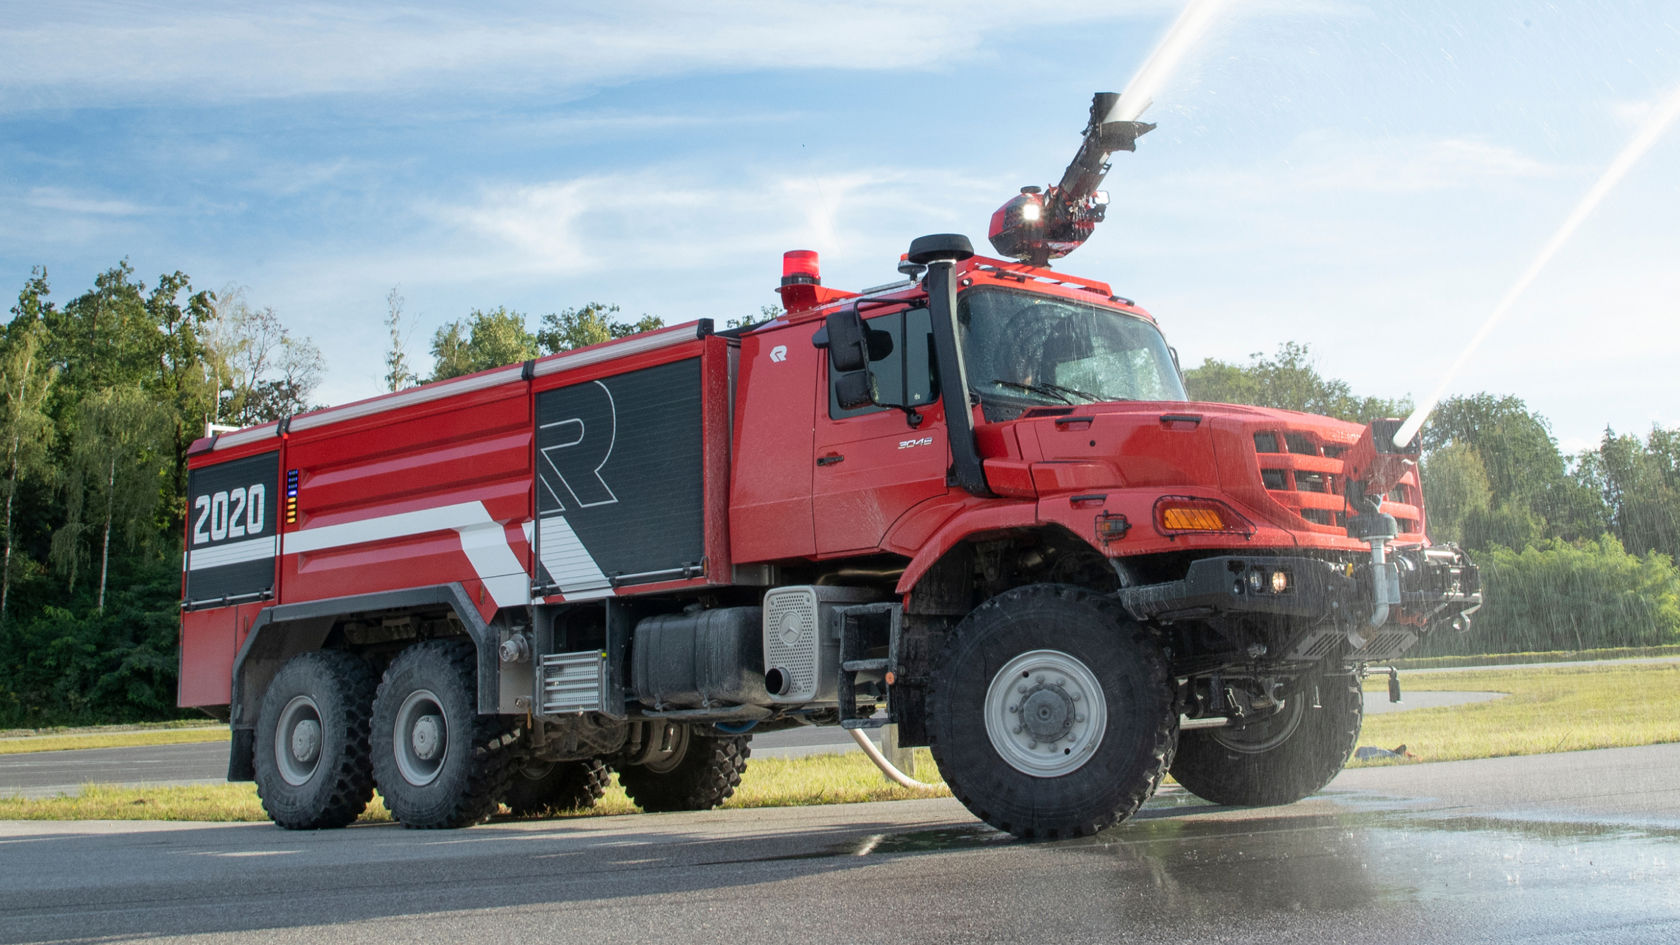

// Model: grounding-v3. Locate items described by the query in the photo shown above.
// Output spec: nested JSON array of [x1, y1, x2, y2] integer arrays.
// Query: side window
[[828, 307, 938, 419]]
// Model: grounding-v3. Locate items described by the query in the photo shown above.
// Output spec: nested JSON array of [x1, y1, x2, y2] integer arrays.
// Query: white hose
[[847, 728, 942, 790]]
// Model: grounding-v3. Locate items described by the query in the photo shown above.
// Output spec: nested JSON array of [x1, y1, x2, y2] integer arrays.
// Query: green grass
[[0, 723, 229, 755], [1392, 643, 1680, 670], [1352, 660, 1680, 765], [0, 750, 947, 823]]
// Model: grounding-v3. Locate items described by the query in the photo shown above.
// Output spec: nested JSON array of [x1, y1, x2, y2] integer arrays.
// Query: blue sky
[[3, 1, 1677, 452]]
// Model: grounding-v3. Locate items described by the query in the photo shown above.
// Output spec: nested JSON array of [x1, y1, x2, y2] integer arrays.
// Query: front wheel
[[371, 639, 515, 828], [927, 585, 1178, 840], [1169, 669, 1363, 807]]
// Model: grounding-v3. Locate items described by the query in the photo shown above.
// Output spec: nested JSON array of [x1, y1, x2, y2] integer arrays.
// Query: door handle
[[817, 453, 845, 466]]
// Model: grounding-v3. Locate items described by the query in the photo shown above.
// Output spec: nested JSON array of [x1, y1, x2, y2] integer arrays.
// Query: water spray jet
[[1105, 0, 1230, 124], [1392, 81, 1680, 450]]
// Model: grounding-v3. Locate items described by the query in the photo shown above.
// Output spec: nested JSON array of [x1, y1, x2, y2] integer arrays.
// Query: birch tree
[[53, 387, 168, 612]]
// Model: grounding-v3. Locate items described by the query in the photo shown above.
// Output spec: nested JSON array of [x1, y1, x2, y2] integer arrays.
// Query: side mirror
[[833, 372, 876, 410], [825, 309, 869, 373]]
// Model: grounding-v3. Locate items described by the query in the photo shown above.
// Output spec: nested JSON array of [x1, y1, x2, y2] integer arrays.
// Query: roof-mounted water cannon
[[988, 92, 1155, 267]]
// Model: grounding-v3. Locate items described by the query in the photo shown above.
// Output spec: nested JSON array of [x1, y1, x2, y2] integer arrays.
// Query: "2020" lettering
[[192, 485, 266, 545]]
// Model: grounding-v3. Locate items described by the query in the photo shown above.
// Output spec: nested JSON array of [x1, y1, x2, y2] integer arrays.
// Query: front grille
[[1285, 433, 1318, 455], [1297, 471, 1331, 493], [1251, 424, 1424, 539]]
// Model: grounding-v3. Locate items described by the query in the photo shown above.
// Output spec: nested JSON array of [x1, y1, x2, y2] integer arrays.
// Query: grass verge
[[0, 749, 946, 823], [1393, 643, 1680, 671], [1352, 660, 1680, 765], [0, 724, 229, 755]]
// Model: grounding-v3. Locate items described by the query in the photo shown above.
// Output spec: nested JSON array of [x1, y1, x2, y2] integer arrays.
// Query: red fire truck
[[179, 97, 1479, 838]]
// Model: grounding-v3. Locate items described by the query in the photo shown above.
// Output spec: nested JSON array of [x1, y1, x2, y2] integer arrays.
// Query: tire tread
[[254, 650, 377, 830]]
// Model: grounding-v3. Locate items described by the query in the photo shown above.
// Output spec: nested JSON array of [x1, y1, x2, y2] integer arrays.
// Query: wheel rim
[[275, 695, 324, 786], [1211, 696, 1304, 754], [984, 649, 1108, 777], [391, 688, 449, 787]]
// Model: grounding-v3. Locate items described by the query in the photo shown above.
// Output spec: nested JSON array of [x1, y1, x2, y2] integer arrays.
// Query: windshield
[[959, 287, 1187, 418]]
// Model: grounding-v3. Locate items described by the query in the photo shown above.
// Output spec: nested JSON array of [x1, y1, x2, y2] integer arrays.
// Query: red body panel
[[281, 381, 532, 619], [812, 399, 950, 557], [728, 323, 819, 562], [888, 400, 1428, 594], [180, 324, 726, 708]]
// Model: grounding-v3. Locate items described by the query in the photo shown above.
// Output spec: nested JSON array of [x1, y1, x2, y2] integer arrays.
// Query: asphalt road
[[1, 743, 1675, 945], [0, 691, 1498, 799]]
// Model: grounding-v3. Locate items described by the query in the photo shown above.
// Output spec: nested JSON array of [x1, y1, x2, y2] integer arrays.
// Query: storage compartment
[[630, 607, 769, 709]]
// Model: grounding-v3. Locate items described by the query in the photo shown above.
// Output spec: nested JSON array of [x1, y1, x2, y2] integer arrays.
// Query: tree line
[[0, 266, 666, 727]]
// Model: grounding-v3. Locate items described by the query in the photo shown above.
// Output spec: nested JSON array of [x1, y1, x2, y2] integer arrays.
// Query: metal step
[[840, 718, 887, 730]]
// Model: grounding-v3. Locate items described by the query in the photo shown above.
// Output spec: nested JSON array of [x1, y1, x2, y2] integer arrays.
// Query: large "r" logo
[[538, 381, 618, 510]]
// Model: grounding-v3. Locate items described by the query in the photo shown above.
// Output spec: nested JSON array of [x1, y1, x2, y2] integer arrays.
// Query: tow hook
[[1363, 665, 1403, 703]]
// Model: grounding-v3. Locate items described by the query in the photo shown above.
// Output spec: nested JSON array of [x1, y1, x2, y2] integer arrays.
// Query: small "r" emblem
[[770, 345, 787, 363]]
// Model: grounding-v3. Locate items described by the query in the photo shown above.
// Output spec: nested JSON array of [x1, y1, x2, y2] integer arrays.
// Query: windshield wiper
[[989, 378, 1105, 404]]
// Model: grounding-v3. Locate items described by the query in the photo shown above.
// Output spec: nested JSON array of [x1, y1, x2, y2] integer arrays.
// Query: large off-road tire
[[615, 726, 751, 813], [371, 639, 515, 828], [253, 650, 377, 830], [927, 584, 1178, 840], [502, 757, 610, 816], [1170, 669, 1363, 807]]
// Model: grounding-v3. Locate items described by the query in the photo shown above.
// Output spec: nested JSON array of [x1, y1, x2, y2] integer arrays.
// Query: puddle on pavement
[[787, 796, 1678, 925]]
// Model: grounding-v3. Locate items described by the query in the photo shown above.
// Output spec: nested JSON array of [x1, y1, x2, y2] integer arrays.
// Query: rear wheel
[[502, 757, 610, 816], [927, 584, 1177, 840], [371, 639, 514, 828], [253, 650, 377, 830], [615, 725, 750, 813], [1170, 669, 1363, 807]]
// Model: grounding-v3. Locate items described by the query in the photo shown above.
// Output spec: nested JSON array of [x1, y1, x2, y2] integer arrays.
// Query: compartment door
[[533, 358, 705, 598]]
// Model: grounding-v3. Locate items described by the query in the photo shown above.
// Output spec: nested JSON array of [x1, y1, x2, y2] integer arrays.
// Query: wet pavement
[[1, 743, 1674, 944]]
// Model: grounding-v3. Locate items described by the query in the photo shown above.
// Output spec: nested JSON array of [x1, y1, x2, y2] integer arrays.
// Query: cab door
[[813, 307, 949, 554]]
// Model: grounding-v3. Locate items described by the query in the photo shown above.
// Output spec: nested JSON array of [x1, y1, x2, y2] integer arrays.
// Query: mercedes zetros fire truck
[[179, 95, 1480, 838]]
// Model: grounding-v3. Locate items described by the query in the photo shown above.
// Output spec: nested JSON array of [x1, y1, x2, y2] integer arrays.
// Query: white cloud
[[24, 186, 151, 216], [1, 1, 1190, 110], [428, 164, 994, 282], [1156, 130, 1562, 205]]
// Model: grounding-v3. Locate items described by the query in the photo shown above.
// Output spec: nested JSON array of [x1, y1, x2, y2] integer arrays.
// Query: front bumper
[[1115, 545, 1481, 661]]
